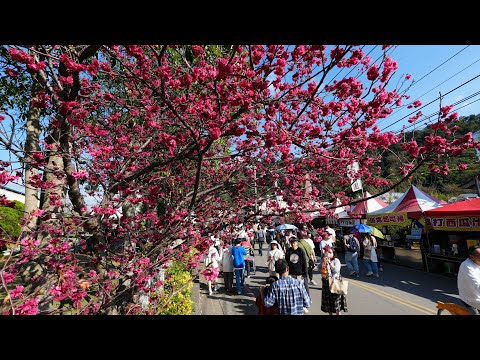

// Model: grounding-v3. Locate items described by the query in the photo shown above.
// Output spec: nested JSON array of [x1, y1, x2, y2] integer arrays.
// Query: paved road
[[192, 244, 462, 315]]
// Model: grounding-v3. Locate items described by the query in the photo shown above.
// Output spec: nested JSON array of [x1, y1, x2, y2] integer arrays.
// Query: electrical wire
[[380, 72, 480, 131], [386, 46, 473, 119], [393, 90, 480, 135]]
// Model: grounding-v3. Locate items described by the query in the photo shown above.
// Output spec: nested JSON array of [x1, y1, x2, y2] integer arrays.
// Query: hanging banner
[[425, 216, 480, 231], [367, 212, 409, 227]]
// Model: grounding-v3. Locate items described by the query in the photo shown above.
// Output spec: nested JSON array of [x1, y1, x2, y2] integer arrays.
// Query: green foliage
[[0, 200, 24, 238], [415, 185, 449, 201], [156, 260, 193, 315]]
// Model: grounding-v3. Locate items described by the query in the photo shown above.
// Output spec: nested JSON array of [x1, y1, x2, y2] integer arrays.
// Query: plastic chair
[[436, 301, 472, 315]]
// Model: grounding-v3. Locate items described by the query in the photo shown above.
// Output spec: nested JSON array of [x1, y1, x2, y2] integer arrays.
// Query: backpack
[[347, 235, 359, 253]]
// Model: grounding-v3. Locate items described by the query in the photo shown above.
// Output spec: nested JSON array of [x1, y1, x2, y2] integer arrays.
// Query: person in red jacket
[[255, 276, 280, 315], [240, 239, 254, 278]]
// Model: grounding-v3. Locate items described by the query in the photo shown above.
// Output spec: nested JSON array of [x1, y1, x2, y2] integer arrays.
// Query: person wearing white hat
[[267, 240, 285, 277], [320, 226, 336, 260]]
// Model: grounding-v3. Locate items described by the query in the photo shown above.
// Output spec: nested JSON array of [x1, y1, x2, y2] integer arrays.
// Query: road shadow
[[337, 252, 462, 307]]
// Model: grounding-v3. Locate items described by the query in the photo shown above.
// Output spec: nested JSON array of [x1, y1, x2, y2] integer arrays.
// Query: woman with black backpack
[[343, 230, 360, 277]]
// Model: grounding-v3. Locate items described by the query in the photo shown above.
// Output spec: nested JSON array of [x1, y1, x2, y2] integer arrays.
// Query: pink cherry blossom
[[0, 44, 476, 315]]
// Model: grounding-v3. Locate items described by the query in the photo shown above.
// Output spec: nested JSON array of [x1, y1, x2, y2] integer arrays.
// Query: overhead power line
[[380, 45, 471, 121], [393, 90, 480, 135], [408, 55, 480, 105], [406, 46, 469, 89], [381, 72, 480, 131]]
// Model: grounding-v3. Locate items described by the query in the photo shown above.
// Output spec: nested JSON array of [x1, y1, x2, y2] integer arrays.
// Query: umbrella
[[351, 224, 372, 233], [369, 226, 385, 239], [275, 224, 298, 231]]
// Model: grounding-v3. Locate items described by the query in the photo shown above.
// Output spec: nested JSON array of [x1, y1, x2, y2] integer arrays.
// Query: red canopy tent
[[424, 198, 480, 231], [424, 198, 480, 216], [325, 198, 350, 225], [350, 191, 388, 218]]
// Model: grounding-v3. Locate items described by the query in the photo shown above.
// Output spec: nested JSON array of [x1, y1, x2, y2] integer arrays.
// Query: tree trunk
[[22, 72, 42, 233]]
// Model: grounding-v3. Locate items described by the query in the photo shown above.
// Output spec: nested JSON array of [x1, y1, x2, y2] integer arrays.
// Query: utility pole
[[254, 166, 258, 213]]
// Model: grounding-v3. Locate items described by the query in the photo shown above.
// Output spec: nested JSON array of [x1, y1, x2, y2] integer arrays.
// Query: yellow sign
[[425, 216, 480, 231], [367, 212, 410, 227], [467, 239, 480, 249]]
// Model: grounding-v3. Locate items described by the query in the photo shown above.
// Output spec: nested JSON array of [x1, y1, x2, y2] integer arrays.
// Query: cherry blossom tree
[[0, 45, 476, 314]]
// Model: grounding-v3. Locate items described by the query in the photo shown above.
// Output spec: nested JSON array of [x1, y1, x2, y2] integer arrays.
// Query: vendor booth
[[324, 192, 385, 254], [337, 191, 386, 230], [310, 199, 350, 251], [367, 185, 445, 270], [349, 192, 388, 218], [325, 198, 348, 226], [423, 198, 480, 276]]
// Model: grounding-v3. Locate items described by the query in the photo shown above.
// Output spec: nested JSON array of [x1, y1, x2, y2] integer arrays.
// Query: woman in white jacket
[[362, 233, 379, 277], [267, 240, 284, 277]]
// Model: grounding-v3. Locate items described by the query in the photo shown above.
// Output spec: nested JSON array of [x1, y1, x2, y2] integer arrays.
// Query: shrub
[[0, 200, 24, 239], [156, 260, 194, 315]]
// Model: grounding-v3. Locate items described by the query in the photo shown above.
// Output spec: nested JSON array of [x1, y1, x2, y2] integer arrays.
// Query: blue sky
[[374, 45, 480, 133]]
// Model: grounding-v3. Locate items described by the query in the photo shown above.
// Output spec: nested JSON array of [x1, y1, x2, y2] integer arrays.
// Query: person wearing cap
[[320, 227, 336, 259], [285, 236, 310, 311], [264, 258, 311, 315], [267, 240, 285, 277], [457, 245, 480, 315], [285, 236, 308, 281]]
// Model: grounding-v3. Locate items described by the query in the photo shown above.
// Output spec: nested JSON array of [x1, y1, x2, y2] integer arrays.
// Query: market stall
[[423, 198, 480, 276], [350, 191, 388, 218], [336, 191, 386, 229], [324, 198, 348, 225], [366, 185, 446, 269], [310, 198, 350, 251]]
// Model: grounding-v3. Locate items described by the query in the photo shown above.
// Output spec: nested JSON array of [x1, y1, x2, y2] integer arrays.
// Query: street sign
[[351, 179, 363, 192]]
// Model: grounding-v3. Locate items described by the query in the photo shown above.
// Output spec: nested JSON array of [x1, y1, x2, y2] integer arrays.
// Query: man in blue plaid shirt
[[263, 258, 312, 315]]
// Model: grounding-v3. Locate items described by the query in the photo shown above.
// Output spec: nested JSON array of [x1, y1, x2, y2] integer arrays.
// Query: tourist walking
[[201, 242, 221, 296], [285, 236, 310, 311], [298, 233, 317, 286], [255, 224, 267, 256], [343, 230, 360, 277], [267, 240, 285, 278], [221, 239, 234, 293], [320, 246, 348, 315], [263, 258, 311, 315], [362, 233, 379, 277], [231, 238, 248, 294]]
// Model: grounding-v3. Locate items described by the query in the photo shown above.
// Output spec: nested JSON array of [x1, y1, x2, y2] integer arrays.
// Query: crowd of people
[[200, 221, 370, 315], [200, 221, 480, 316]]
